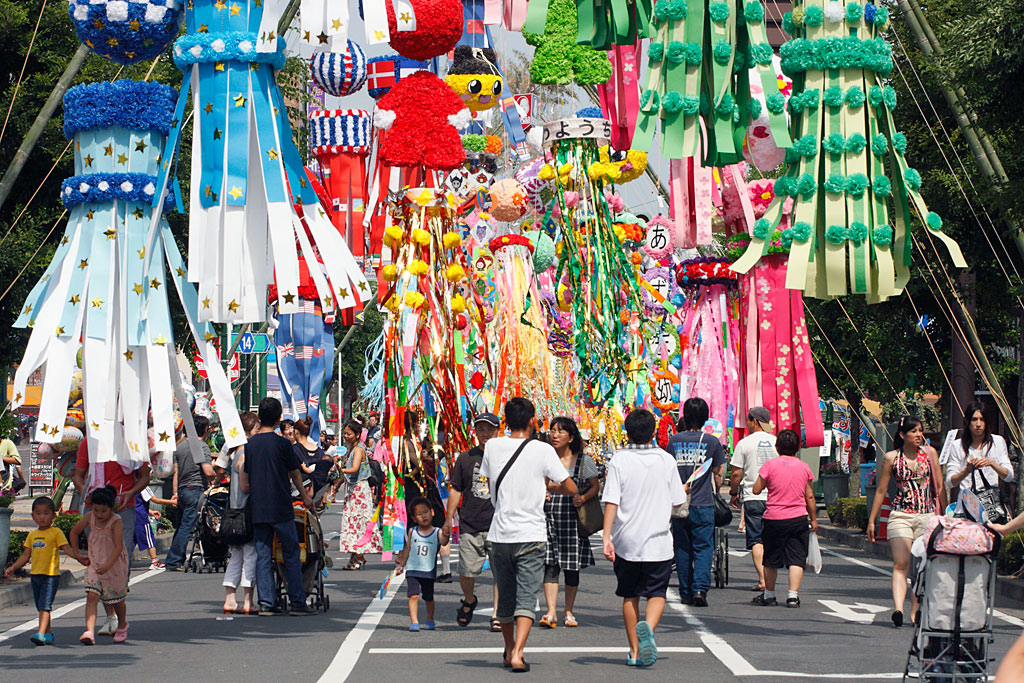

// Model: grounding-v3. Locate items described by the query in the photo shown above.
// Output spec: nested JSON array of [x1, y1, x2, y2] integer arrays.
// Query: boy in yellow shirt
[[4, 496, 88, 645]]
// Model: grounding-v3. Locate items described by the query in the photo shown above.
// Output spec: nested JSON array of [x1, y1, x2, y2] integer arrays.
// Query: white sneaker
[[97, 617, 117, 636]]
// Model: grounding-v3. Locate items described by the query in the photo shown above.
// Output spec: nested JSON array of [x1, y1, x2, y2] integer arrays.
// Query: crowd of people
[[6, 394, 1022, 672]]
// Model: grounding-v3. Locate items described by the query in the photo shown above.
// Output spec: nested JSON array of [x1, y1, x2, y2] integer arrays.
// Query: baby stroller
[[903, 516, 1000, 682], [184, 486, 231, 573], [272, 502, 331, 611]]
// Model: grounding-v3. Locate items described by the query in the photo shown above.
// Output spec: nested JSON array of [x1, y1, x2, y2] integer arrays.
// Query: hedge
[[998, 531, 1024, 575], [7, 530, 27, 569], [827, 496, 868, 531]]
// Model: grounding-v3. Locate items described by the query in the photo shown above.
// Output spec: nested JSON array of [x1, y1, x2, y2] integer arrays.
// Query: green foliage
[[882, 394, 942, 432], [53, 512, 81, 539], [826, 496, 868, 530], [997, 531, 1024, 575], [7, 530, 27, 568]]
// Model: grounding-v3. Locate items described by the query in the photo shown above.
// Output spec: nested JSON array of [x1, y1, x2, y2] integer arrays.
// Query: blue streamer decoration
[[69, 0, 183, 65], [64, 81, 178, 138]]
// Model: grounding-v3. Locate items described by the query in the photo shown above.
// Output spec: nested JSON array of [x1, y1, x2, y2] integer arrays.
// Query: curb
[[818, 524, 1024, 604]]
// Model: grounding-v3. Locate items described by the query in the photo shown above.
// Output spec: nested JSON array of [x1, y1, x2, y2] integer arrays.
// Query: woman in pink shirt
[[751, 430, 817, 608]]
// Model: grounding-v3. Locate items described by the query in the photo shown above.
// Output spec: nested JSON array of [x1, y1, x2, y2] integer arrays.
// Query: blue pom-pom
[[576, 106, 604, 118], [69, 0, 182, 65], [63, 81, 178, 139]]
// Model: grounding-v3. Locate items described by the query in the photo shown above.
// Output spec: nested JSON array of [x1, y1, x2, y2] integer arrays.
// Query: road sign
[[195, 348, 239, 383], [239, 332, 255, 354], [232, 332, 271, 354]]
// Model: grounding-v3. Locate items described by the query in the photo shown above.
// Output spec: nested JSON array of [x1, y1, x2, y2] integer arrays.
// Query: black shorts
[[407, 575, 435, 601], [743, 500, 767, 549], [762, 516, 810, 569], [613, 558, 672, 599]]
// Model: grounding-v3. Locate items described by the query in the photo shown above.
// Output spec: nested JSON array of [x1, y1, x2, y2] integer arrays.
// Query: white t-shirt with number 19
[[480, 437, 570, 544]]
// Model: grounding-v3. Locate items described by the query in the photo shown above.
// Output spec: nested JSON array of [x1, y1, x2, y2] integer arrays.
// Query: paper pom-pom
[[523, 0, 612, 86], [825, 224, 848, 244], [825, 1, 845, 22], [408, 259, 430, 275], [892, 132, 908, 155], [446, 264, 466, 282], [804, 5, 824, 25], [412, 228, 432, 246], [310, 42, 368, 97], [745, 1, 765, 23], [69, 0, 182, 65], [384, 225, 404, 247], [753, 218, 772, 239], [845, 173, 869, 197], [872, 176, 892, 197], [576, 106, 603, 118], [382, 265, 399, 282], [489, 179, 528, 222], [451, 294, 467, 314], [926, 212, 943, 231], [404, 292, 427, 309], [442, 232, 462, 249], [374, 71, 468, 171], [904, 167, 922, 190], [386, 0, 463, 61], [872, 225, 894, 245], [528, 231, 557, 273], [849, 221, 869, 244]]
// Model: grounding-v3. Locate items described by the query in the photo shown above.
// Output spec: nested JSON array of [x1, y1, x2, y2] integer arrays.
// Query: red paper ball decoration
[[386, 0, 463, 61]]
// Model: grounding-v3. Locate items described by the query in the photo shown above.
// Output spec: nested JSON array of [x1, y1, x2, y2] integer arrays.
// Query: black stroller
[[184, 486, 231, 573]]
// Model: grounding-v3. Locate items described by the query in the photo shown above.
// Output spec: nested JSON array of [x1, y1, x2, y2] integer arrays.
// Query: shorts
[[613, 558, 672, 599], [762, 516, 810, 569], [887, 510, 934, 540], [743, 500, 767, 549], [490, 541, 545, 623], [458, 531, 491, 578], [135, 514, 155, 551], [31, 575, 60, 612], [407, 574, 435, 601]]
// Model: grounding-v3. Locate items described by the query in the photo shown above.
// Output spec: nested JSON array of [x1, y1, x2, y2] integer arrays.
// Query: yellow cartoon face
[[587, 146, 648, 184], [445, 73, 504, 112]]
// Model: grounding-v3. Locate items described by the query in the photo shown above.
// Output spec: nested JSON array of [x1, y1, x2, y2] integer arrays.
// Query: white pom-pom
[[65, 187, 72, 196], [825, 2, 844, 22], [238, 40, 253, 52], [190, 45, 203, 58], [120, 181, 134, 193], [211, 39, 226, 53], [73, 3, 88, 21], [106, 1, 129, 22], [145, 4, 168, 23], [97, 181, 108, 191], [447, 108, 472, 131], [526, 126, 544, 154], [79, 182, 90, 193], [373, 108, 396, 130], [144, 183, 156, 195]]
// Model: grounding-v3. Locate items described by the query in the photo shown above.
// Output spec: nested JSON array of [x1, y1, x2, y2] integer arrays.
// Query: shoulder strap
[[493, 438, 532, 499]]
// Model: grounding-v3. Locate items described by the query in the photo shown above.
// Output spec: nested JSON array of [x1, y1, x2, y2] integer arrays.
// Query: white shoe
[[97, 617, 117, 636]]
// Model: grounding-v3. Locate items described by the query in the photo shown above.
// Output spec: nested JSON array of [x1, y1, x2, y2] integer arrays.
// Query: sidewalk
[[818, 522, 1024, 603]]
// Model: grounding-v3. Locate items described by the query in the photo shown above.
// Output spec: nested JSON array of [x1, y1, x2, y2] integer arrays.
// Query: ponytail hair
[[90, 485, 117, 508], [894, 415, 923, 452]]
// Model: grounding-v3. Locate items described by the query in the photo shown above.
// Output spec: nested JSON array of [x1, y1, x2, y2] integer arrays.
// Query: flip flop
[[635, 620, 658, 667], [79, 631, 95, 646], [511, 663, 531, 673], [538, 615, 556, 629], [457, 597, 478, 627], [503, 651, 512, 668], [564, 614, 578, 628]]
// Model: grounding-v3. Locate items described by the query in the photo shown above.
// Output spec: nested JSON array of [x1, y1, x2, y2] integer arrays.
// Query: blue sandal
[[635, 621, 658, 667]]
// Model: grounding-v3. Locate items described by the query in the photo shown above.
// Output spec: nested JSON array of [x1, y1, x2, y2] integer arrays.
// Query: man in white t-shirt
[[729, 406, 777, 593], [602, 408, 686, 668], [480, 397, 576, 673]]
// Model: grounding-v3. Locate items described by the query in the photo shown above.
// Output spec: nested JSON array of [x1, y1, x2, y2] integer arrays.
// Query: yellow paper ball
[[408, 259, 429, 276], [451, 294, 467, 314], [442, 231, 462, 249], [382, 264, 398, 282], [412, 228, 431, 246], [384, 225, 403, 247], [404, 292, 426, 309], [538, 165, 556, 181], [446, 264, 466, 283]]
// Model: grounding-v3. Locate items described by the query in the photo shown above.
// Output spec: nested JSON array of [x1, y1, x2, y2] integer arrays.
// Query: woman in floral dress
[[338, 421, 381, 569]]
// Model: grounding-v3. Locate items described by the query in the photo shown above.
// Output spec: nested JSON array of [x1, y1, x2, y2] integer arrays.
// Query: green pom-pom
[[714, 93, 735, 118], [662, 91, 684, 114], [904, 167, 922, 190], [684, 42, 702, 65], [750, 98, 762, 119], [665, 0, 687, 19], [781, 229, 795, 250], [823, 85, 844, 108], [926, 212, 943, 231], [682, 95, 700, 114], [795, 133, 818, 158], [846, 2, 863, 23], [733, 52, 747, 72], [750, 43, 773, 65], [868, 85, 885, 107], [849, 221, 868, 244], [825, 224, 849, 244], [872, 176, 892, 197], [640, 89, 654, 108], [874, 6, 889, 25], [648, 42, 666, 61], [824, 174, 846, 194], [765, 92, 785, 114], [804, 5, 824, 25], [713, 40, 732, 65], [654, 1, 671, 19], [745, 1, 765, 23], [774, 176, 794, 197], [823, 133, 845, 155], [872, 225, 894, 245], [792, 222, 812, 242], [709, 2, 730, 21], [846, 173, 869, 197], [846, 133, 867, 154], [845, 86, 865, 107], [892, 133, 909, 155], [882, 86, 897, 109], [784, 148, 801, 164], [782, 11, 794, 33], [871, 134, 888, 156], [804, 90, 820, 110], [462, 135, 487, 152], [665, 41, 685, 63], [753, 218, 771, 239], [797, 173, 817, 197]]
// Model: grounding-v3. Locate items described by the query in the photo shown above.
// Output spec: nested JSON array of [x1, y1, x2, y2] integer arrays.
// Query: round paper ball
[[68, 0, 183, 65], [36, 442, 57, 461], [489, 179, 528, 222], [386, 0, 463, 61], [151, 449, 174, 479], [526, 230, 556, 273], [69, 369, 83, 403], [57, 426, 84, 453], [310, 42, 368, 96], [64, 408, 86, 431]]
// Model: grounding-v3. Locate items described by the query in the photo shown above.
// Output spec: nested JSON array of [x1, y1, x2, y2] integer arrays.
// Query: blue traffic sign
[[239, 332, 256, 354], [234, 332, 270, 354]]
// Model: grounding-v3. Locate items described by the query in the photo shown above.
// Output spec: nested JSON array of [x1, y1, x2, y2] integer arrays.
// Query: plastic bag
[[807, 532, 822, 574]]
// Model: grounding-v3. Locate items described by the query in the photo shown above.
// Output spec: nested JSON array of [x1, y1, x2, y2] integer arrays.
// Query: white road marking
[[317, 571, 406, 682], [818, 600, 888, 624], [0, 567, 164, 644], [367, 646, 705, 655], [729, 550, 751, 558], [994, 610, 1024, 628]]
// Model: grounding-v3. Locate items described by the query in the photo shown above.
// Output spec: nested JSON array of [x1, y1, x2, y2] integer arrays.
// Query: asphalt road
[[2, 505, 1022, 681]]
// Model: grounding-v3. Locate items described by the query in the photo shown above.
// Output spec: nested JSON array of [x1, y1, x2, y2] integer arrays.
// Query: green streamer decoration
[[524, 0, 613, 86], [575, 0, 657, 50]]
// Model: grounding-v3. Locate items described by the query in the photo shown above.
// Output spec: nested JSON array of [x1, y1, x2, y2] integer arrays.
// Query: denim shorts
[[31, 574, 60, 612]]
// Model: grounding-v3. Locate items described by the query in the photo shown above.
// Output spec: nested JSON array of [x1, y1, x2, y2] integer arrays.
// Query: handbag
[[218, 506, 253, 545], [713, 492, 734, 527], [970, 469, 1009, 525], [573, 456, 603, 537]]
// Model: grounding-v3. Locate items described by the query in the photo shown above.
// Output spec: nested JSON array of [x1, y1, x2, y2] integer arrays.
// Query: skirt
[[338, 480, 382, 554]]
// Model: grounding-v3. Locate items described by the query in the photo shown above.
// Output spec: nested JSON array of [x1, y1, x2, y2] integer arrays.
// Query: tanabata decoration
[[575, 0, 656, 50], [446, 135, 502, 198], [523, 0, 613, 86], [12, 81, 245, 463], [632, 0, 791, 165], [272, 296, 336, 443], [730, 0, 966, 301], [68, 0, 183, 65], [587, 145, 648, 184], [385, 0, 463, 61], [445, 45, 504, 113], [366, 54, 430, 100], [159, 0, 370, 323], [596, 43, 643, 150], [310, 41, 368, 97]]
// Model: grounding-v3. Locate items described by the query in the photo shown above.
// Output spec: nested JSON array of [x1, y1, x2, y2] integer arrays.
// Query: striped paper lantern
[[310, 41, 368, 97]]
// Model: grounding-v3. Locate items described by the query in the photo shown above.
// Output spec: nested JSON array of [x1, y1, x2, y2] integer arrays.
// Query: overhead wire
[[0, 0, 48, 147]]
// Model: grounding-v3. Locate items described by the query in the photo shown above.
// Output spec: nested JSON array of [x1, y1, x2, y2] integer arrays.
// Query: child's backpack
[[924, 515, 997, 556]]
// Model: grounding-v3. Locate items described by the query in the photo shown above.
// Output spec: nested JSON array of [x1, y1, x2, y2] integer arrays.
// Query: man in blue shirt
[[240, 398, 316, 616], [667, 398, 726, 607]]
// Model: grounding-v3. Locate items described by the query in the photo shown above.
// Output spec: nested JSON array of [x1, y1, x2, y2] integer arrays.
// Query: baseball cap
[[747, 406, 773, 430], [474, 412, 500, 427]]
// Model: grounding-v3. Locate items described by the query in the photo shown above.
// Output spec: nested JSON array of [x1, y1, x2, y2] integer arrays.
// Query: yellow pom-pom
[[446, 264, 466, 283], [382, 264, 398, 282], [384, 225, 403, 247], [479, 212, 491, 221], [558, 162, 573, 176], [385, 296, 400, 313], [407, 259, 429, 276], [557, 284, 572, 312], [450, 294, 466, 314], [442, 231, 462, 249], [555, 241, 564, 257], [412, 228, 431, 246], [613, 225, 626, 242], [538, 165, 556, 181], [404, 292, 426, 309]]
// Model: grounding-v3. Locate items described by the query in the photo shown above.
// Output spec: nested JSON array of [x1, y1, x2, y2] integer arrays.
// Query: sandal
[[538, 615, 557, 629], [79, 631, 95, 646], [564, 614, 578, 628], [503, 650, 512, 668], [113, 624, 129, 643], [456, 596, 478, 627], [490, 617, 502, 632], [342, 562, 363, 571]]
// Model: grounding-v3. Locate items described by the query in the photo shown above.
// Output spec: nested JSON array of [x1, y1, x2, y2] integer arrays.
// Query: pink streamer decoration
[[502, 0, 528, 29], [597, 42, 641, 150]]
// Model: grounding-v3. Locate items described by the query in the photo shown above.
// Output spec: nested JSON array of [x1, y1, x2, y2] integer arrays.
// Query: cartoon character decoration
[[588, 145, 648, 184], [445, 45, 504, 113], [445, 135, 501, 198]]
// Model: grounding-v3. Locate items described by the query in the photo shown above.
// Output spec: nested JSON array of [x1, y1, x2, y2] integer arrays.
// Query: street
[[2, 505, 1022, 681]]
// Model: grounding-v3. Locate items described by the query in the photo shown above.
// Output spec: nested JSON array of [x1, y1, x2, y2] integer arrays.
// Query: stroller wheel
[[324, 594, 330, 611]]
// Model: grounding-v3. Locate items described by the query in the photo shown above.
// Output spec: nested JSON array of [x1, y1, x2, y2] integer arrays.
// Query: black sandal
[[490, 617, 502, 632], [457, 597, 478, 627]]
